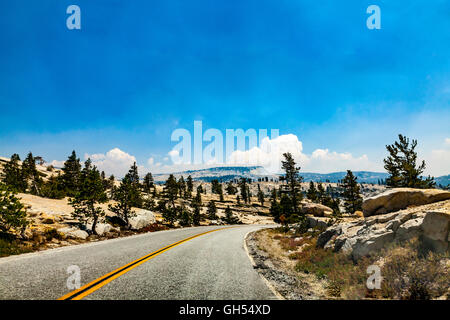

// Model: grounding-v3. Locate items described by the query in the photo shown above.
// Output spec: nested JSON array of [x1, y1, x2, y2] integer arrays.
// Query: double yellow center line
[[58, 227, 228, 300]]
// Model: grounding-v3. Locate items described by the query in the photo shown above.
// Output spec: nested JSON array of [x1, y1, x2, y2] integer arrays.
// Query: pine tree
[[61, 151, 81, 196], [270, 188, 277, 201], [194, 190, 202, 206], [190, 193, 202, 226], [207, 200, 217, 220], [238, 178, 249, 204], [22, 152, 42, 195], [281, 152, 303, 214], [317, 183, 326, 203], [186, 175, 193, 198], [306, 181, 318, 202], [108, 175, 137, 229], [142, 172, 154, 195], [162, 205, 177, 226], [69, 159, 107, 234], [178, 176, 186, 198], [341, 170, 363, 214], [123, 162, 143, 208], [41, 174, 66, 199], [269, 197, 281, 223], [0, 183, 29, 234], [192, 205, 201, 226], [384, 134, 435, 188], [223, 206, 240, 224], [164, 174, 179, 208], [226, 181, 237, 195], [2, 154, 26, 192], [178, 205, 192, 226], [257, 184, 265, 206]]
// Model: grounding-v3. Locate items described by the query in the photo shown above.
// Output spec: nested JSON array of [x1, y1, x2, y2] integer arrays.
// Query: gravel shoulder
[[245, 228, 326, 300]]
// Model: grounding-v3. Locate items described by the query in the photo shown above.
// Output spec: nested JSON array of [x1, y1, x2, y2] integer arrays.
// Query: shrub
[[0, 184, 29, 235], [43, 228, 63, 241], [380, 239, 449, 300]]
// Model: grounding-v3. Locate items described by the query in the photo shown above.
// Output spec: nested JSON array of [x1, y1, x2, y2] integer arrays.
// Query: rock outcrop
[[85, 222, 120, 236], [362, 188, 450, 217], [301, 203, 333, 217], [317, 200, 450, 260], [129, 209, 156, 230], [57, 227, 89, 240]]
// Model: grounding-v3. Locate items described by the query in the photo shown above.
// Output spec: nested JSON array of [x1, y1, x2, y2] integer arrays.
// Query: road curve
[[0, 225, 277, 300]]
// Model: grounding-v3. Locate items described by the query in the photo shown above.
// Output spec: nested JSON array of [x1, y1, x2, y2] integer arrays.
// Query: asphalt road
[[0, 225, 277, 300]]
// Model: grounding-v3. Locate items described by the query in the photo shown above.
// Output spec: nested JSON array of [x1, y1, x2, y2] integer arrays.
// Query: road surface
[[0, 225, 277, 300]]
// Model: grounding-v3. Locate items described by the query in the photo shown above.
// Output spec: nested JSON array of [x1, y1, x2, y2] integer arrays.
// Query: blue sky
[[0, 1, 449, 176]]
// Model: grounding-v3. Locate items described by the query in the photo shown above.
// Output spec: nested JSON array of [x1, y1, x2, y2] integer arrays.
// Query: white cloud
[[228, 134, 379, 173], [147, 157, 154, 166], [424, 138, 450, 177], [85, 148, 137, 177], [48, 160, 65, 168]]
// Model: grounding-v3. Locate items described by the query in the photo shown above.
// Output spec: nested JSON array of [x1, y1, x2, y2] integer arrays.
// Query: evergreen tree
[[162, 205, 177, 226], [223, 206, 240, 224], [341, 170, 363, 214], [257, 184, 265, 206], [269, 197, 281, 223], [270, 188, 277, 201], [69, 159, 107, 234], [193, 190, 202, 206], [190, 193, 202, 226], [225, 181, 237, 195], [2, 154, 26, 192], [22, 152, 43, 195], [281, 152, 303, 214], [178, 176, 186, 198], [279, 194, 293, 221], [108, 175, 137, 229], [197, 184, 203, 194], [236, 195, 241, 206], [0, 183, 29, 234], [123, 162, 143, 208], [329, 197, 342, 223], [61, 151, 81, 196], [192, 205, 201, 226], [178, 205, 192, 226], [306, 181, 318, 202], [142, 172, 154, 195], [41, 174, 66, 199], [384, 134, 435, 188], [164, 174, 179, 207], [317, 183, 326, 203], [127, 162, 140, 184], [238, 178, 249, 204], [206, 200, 217, 220], [186, 175, 193, 197]]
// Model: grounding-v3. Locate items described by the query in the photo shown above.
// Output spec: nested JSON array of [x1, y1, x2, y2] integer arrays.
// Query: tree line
[[0, 134, 439, 235]]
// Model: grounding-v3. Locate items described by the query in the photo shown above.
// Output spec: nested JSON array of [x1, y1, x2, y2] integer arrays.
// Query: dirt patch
[[246, 228, 327, 299]]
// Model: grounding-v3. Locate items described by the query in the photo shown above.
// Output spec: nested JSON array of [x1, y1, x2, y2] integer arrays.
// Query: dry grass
[[259, 228, 450, 300]]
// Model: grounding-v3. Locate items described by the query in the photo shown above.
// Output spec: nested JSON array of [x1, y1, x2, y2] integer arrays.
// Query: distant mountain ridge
[[435, 175, 450, 187], [154, 166, 390, 184], [154, 166, 450, 186]]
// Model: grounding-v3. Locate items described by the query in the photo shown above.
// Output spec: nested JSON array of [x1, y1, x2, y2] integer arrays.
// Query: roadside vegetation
[[252, 134, 448, 300], [260, 227, 449, 299]]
